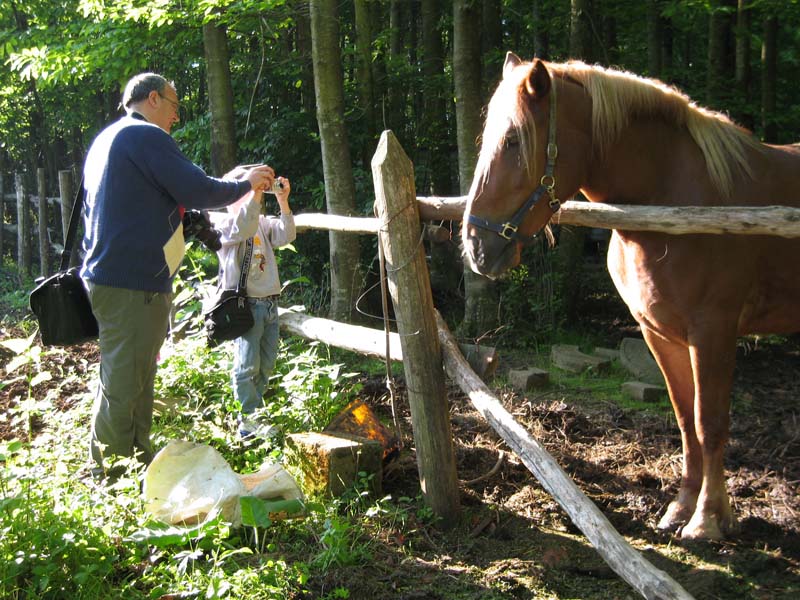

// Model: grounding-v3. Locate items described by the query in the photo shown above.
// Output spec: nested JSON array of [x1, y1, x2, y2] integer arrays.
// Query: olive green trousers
[[87, 282, 172, 479]]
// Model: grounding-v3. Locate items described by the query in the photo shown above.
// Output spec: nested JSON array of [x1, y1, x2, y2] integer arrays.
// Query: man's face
[[153, 85, 181, 134]]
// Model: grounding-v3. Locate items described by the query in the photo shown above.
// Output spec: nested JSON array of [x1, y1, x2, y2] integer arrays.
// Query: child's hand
[[274, 177, 292, 214]]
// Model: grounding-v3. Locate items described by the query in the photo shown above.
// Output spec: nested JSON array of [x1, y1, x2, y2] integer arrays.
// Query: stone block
[[619, 338, 665, 385], [551, 344, 611, 373], [622, 381, 667, 403], [594, 347, 620, 361], [508, 368, 550, 392], [458, 343, 499, 380], [284, 432, 383, 498]]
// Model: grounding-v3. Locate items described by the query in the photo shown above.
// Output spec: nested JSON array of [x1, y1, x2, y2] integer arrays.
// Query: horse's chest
[[606, 232, 699, 337], [606, 234, 659, 315]]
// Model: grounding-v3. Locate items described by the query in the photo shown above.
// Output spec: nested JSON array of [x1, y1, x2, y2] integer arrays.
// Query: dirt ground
[[2, 319, 798, 599], [331, 331, 798, 600]]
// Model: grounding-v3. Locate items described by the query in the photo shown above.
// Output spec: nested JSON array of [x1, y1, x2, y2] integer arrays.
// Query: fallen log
[[278, 308, 401, 360], [434, 310, 695, 600], [416, 196, 800, 238]]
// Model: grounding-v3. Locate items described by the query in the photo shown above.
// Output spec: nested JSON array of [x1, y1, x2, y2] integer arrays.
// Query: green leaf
[[239, 496, 272, 528], [0, 336, 34, 355], [30, 371, 52, 388]]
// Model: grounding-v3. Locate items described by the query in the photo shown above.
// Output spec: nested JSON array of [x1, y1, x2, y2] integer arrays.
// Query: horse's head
[[462, 53, 584, 278]]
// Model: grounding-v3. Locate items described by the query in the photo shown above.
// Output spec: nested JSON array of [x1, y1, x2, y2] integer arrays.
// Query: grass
[[0, 321, 410, 599]]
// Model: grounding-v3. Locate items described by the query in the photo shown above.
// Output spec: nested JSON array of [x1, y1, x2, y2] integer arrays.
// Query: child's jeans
[[233, 297, 280, 416]]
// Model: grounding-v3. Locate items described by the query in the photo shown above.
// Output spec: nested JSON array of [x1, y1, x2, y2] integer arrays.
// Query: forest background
[[2, 2, 800, 599], [2, 0, 800, 339]]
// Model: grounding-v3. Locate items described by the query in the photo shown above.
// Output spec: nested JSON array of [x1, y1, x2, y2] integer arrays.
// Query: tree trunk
[[532, 0, 549, 60], [761, 15, 778, 143], [203, 22, 238, 176], [558, 0, 593, 324], [455, 0, 500, 338], [647, 0, 663, 77], [707, 0, 735, 109], [310, 0, 363, 322], [294, 1, 315, 116], [37, 167, 48, 278], [481, 0, 502, 93], [354, 0, 377, 160], [734, 0, 753, 129], [421, 0, 453, 195], [387, 0, 406, 135], [570, 0, 593, 62]]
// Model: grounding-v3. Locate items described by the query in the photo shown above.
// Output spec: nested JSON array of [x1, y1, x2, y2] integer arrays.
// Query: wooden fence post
[[58, 169, 78, 267], [37, 167, 49, 278], [0, 172, 4, 262], [372, 130, 460, 526], [15, 172, 31, 275]]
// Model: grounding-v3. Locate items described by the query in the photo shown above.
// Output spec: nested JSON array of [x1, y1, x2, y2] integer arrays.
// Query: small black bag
[[29, 179, 99, 346], [204, 237, 254, 346]]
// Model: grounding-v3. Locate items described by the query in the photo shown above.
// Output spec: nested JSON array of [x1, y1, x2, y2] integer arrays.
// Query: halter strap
[[467, 80, 561, 245]]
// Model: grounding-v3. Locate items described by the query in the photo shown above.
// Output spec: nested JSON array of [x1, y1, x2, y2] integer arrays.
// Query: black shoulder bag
[[203, 237, 255, 346], [29, 178, 99, 346]]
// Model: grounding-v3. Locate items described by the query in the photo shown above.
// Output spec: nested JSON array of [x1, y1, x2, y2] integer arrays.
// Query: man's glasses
[[159, 93, 181, 113]]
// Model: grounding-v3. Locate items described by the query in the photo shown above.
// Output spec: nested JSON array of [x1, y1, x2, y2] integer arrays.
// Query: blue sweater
[[81, 114, 251, 292]]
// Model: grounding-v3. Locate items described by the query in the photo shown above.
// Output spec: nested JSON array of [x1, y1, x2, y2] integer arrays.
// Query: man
[[81, 72, 274, 479]]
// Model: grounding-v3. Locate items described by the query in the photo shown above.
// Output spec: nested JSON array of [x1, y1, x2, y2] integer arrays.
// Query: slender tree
[[761, 15, 778, 143], [203, 22, 237, 176], [455, 0, 499, 337], [707, 0, 735, 108], [420, 0, 452, 195], [310, 0, 363, 322], [735, 0, 753, 129], [354, 0, 377, 158]]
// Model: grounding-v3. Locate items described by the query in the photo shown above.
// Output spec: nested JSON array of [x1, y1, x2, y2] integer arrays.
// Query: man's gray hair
[[122, 73, 174, 109]]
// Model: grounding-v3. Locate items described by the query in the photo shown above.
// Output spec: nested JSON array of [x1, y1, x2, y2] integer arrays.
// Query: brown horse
[[462, 52, 800, 540]]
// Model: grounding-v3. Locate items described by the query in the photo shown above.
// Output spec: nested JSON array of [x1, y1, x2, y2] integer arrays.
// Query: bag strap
[[237, 237, 254, 295], [60, 174, 85, 272]]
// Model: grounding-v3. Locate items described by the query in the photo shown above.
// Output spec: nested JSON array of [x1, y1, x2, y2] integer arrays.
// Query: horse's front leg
[[640, 328, 701, 532], [681, 325, 738, 540]]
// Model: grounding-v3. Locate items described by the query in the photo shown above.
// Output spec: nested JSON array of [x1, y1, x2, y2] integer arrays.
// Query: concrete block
[[508, 368, 550, 392], [622, 381, 667, 403], [551, 344, 611, 373], [594, 347, 620, 361], [284, 432, 383, 498], [619, 338, 664, 385]]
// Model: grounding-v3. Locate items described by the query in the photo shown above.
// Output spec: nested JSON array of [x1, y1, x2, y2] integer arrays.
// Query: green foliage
[[0, 319, 412, 599]]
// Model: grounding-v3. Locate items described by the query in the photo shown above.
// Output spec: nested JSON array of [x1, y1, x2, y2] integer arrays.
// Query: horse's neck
[[580, 121, 709, 205]]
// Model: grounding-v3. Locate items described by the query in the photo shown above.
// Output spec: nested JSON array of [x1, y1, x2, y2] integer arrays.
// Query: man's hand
[[224, 164, 275, 193], [246, 165, 275, 192]]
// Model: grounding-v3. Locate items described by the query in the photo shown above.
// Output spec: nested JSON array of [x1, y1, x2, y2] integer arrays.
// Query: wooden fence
[[0, 168, 79, 278], [283, 131, 693, 599]]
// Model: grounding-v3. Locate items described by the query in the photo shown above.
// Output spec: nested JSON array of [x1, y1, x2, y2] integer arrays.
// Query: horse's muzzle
[[463, 227, 520, 278]]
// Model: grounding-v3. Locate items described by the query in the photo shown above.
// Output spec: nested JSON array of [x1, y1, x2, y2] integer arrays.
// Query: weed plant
[[0, 321, 414, 599]]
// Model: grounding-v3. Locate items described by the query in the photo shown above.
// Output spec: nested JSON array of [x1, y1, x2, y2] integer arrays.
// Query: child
[[209, 177, 295, 439]]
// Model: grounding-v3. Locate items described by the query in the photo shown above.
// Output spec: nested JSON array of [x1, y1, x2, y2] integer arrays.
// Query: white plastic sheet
[[143, 440, 303, 527]]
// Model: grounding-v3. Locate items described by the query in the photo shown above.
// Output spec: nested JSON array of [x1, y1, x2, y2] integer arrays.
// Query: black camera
[[182, 210, 222, 252]]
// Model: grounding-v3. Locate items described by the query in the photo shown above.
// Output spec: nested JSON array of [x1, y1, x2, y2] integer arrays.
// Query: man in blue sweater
[[81, 72, 274, 480]]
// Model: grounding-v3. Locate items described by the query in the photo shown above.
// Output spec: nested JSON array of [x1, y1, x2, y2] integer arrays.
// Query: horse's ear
[[525, 58, 552, 99], [503, 52, 523, 78]]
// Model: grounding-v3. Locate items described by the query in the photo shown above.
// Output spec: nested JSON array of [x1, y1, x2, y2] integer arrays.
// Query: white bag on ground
[[143, 440, 303, 527]]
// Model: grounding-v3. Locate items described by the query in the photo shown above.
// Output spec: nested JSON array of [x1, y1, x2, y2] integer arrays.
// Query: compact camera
[[267, 179, 285, 195]]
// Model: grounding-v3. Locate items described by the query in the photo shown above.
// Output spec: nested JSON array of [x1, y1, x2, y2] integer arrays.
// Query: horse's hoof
[[657, 502, 692, 532], [680, 513, 725, 541]]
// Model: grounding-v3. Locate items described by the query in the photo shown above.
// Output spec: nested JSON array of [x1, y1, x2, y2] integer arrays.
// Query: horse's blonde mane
[[477, 59, 763, 200]]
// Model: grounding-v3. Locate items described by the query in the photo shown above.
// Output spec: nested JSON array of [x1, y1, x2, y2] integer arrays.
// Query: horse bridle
[[467, 83, 561, 245]]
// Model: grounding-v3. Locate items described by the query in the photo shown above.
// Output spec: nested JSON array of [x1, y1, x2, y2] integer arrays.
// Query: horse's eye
[[503, 136, 519, 150]]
